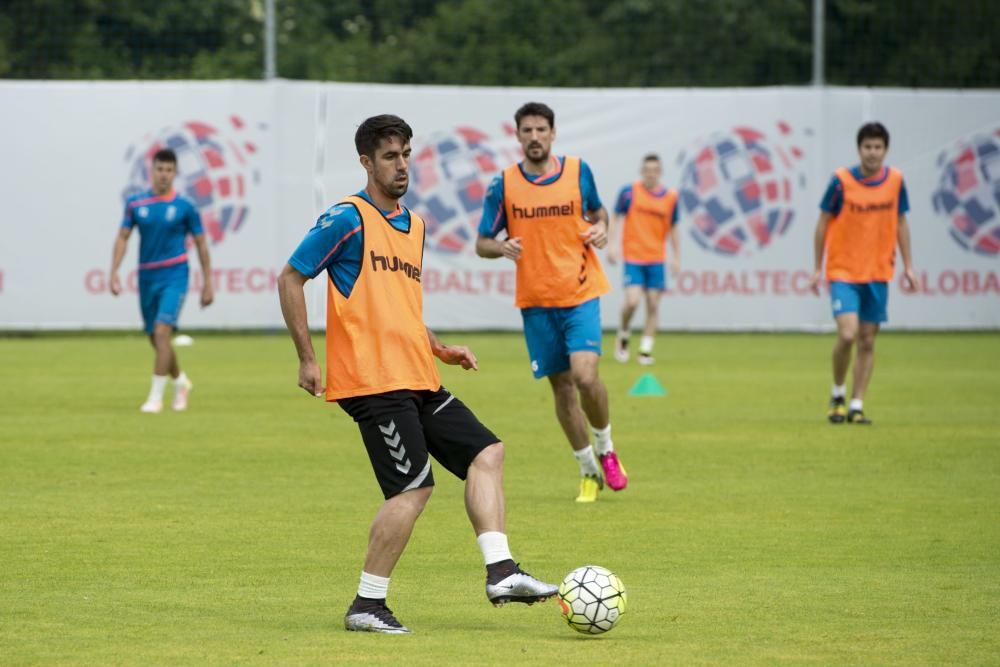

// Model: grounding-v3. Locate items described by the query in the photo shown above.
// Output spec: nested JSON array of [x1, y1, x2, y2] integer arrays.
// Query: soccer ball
[[557, 565, 627, 635]]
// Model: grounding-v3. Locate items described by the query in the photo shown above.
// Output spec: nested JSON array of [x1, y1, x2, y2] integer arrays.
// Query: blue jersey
[[819, 165, 910, 216], [477, 157, 603, 238], [288, 190, 411, 297], [614, 183, 680, 225], [122, 190, 203, 270]]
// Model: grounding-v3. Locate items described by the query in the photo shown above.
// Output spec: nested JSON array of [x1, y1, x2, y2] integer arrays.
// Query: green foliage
[[0, 0, 996, 86], [1, 332, 999, 664]]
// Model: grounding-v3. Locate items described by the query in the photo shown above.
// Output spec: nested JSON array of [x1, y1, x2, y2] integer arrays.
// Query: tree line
[[1, 0, 996, 87]]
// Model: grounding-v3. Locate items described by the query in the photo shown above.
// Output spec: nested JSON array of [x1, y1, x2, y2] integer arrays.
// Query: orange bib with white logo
[[503, 157, 610, 308], [825, 167, 903, 283], [324, 196, 440, 401], [622, 182, 677, 264]]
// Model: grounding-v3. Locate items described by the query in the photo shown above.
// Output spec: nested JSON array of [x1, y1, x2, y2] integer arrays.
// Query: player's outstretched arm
[[193, 233, 214, 307], [476, 235, 521, 261], [606, 213, 624, 265], [809, 212, 832, 295], [109, 227, 132, 296], [278, 264, 324, 396], [897, 215, 918, 292], [426, 327, 478, 371]]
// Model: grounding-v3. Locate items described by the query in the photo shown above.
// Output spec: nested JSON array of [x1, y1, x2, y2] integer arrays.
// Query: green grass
[[1, 332, 998, 666]]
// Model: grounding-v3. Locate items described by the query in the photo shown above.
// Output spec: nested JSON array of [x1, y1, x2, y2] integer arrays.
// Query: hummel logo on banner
[[379, 420, 411, 474]]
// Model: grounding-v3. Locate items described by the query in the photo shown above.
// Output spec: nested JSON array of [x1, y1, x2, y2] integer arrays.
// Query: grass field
[[1, 331, 998, 666]]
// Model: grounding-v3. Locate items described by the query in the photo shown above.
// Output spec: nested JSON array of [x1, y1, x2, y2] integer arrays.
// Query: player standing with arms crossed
[[110, 148, 213, 413], [476, 102, 627, 503], [606, 153, 680, 365], [278, 115, 557, 634], [809, 122, 918, 424]]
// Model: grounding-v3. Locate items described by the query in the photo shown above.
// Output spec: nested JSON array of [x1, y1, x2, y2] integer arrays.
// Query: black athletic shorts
[[338, 386, 499, 499]]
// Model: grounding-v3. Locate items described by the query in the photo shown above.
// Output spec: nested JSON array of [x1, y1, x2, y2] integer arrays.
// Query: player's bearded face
[[517, 116, 555, 165], [151, 160, 176, 195], [858, 138, 887, 174], [371, 136, 411, 198]]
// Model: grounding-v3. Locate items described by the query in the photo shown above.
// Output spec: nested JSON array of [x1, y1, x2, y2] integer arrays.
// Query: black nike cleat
[[485, 560, 558, 607], [344, 596, 411, 634]]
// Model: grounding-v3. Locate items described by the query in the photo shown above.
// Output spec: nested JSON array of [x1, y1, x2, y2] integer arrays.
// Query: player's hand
[[581, 220, 608, 249], [435, 345, 479, 371], [902, 268, 919, 293], [298, 359, 325, 397], [109, 272, 122, 296], [606, 247, 619, 266], [201, 284, 215, 308], [808, 270, 823, 296], [669, 258, 680, 278], [501, 237, 522, 261]]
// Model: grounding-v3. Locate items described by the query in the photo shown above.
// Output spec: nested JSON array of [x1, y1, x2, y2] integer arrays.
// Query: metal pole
[[812, 0, 825, 86], [264, 0, 276, 79]]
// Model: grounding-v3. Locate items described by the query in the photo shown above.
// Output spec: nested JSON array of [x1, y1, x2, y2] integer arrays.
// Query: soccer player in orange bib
[[278, 115, 557, 634], [476, 102, 627, 503], [809, 122, 918, 425], [606, 153, 680, 365]]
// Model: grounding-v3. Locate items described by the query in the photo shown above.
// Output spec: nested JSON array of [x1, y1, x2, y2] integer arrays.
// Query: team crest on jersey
[[165, 205, 177, 221], [137, 206, 149, 218], [122, 115, 265, 246]]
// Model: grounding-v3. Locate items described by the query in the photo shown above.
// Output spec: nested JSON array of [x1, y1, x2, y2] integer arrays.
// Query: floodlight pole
[[264, 0, 277, 79], [812, 0, 825, 86]]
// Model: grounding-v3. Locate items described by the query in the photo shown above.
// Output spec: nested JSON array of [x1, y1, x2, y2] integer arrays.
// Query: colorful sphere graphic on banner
[[932, 129, 1000, 257], [122, 116, 261, 245], [676, 123, 806, 257], [403, 125, 522, 254]]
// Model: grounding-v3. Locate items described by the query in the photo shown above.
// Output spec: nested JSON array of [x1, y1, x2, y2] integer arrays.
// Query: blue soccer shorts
[[830, 281, 888, 324], [623, 262, 666, 291], [138, 265, 189, 334], [520, 298, 603, 379]]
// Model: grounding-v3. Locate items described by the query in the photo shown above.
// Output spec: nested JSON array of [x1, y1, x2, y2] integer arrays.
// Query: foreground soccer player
[[110, 148, 213, 413], [278, 115, 557, 634], [607, 153, 680, 366], [809, 122, 918, 424], [476, 102, 627, 503]]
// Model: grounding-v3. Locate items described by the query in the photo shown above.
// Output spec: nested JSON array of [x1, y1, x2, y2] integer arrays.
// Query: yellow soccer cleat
[[575, 474, 604, 503]]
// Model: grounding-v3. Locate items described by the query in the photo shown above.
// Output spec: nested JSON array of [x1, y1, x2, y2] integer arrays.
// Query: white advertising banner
[[1, 81, 997, 330]]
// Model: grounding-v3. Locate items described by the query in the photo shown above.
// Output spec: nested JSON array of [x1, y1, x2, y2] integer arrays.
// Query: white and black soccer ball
[[557, 565, 627, 635]]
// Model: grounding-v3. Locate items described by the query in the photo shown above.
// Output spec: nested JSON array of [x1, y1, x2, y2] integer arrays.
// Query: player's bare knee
[[395, 485, 433, 512], [473, 442, 505, 472]]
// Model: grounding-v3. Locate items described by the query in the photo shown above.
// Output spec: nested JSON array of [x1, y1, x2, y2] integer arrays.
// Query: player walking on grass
[[809, 122, 918, 425], [278, 115, 557, 634], [110, 148, 213, 413], [476, 102, 627, 504], [606, 153, 680, 366]]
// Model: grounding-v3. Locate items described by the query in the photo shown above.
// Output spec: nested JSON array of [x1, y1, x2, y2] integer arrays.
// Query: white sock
[[832, 384, 847, 399], [573, 445, 601, 477], [592, 424, 613, 456], [174, 371, 189, 387], [476, 531, 513, 566], [849, 398, 863, 412], [616, 329, 629, 341], [148, 374, 169, 401], [639, 336, 654, 354], [358, 571, 390, 600]]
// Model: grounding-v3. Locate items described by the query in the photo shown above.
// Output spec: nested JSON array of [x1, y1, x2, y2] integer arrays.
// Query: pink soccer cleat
[[599, 452, 628, 491], [172, 376, 193, 412]]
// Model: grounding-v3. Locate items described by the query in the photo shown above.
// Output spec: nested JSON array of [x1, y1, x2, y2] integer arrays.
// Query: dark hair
[[152, 148, 177, 164], [642, 153, 661, 163], [514, 102, 555, 130], [355, 114, 413, 158], [856, 122, 889, 148]]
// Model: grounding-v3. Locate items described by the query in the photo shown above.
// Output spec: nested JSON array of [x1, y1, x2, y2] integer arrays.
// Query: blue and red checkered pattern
[[933, 128, 1000, 257], [676, 122, 805, 257]]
